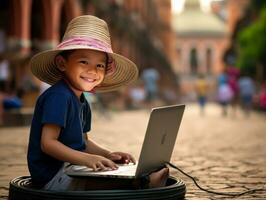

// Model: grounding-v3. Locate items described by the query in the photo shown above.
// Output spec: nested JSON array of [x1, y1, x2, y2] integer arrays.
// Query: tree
[[237, 7, 266, 81]]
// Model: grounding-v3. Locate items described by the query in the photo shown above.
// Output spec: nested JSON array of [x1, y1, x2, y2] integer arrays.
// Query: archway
[[190, 48, 198, 74], [206, 48, 212, 74]]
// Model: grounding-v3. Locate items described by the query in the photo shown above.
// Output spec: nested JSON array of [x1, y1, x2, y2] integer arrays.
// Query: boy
[[28, 15, 168, 190]]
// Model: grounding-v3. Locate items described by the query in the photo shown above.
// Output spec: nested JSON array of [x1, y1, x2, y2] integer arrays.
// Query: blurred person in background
[[141, 67, 160, 106], [217, 69, 228, 86], [161, 85, 178, 105], [254, 82, 266, 111], [195, 74, 209, 116], [226, 65, 240, 117], [238, 74, 256, 117], [258, 84, 266, 111], [0, 54, 10, 92], [217, 72, 233, 117], [125, 80, 146, 110], [0, 55, 21, 126]]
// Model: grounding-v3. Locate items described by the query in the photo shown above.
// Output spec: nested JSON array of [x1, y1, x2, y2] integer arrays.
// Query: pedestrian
[[141, 67, 160, 106], [195, 74, 209, 116], [217, 72, 233, 116], [238, 75, 256, 117], [254, 83, 266, 111], [0, 54, 10, 92], [226, 65, 240, 117], [217, 70, 228, 86], [27, 15, 169, 191], [126, 80, 146, 109], [217, 83, 233, 117], [258, 89, 266, 110]]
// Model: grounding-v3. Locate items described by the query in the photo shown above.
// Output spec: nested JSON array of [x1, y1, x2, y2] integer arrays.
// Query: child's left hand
[[106, 152, 136, 164]]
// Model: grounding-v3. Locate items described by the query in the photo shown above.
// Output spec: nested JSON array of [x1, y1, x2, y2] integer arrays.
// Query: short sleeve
[[41, 92, 69, 128]]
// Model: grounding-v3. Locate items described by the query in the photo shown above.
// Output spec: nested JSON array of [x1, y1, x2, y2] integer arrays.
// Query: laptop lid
[[135, 104, 185, 177]]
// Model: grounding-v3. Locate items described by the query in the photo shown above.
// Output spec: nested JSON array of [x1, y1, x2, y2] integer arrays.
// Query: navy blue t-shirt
[[27, 80, 91, 187]]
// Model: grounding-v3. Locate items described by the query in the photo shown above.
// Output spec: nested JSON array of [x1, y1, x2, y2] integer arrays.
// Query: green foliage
[[251, 0, 266, 11], [237, 7, 266, 77]]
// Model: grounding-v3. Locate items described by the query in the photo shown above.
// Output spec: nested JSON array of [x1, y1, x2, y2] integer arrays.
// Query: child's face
[[59, 49, 106, 96]]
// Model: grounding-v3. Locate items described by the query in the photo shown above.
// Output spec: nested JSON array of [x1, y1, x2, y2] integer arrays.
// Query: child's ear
[[55, 55, 66, 71]]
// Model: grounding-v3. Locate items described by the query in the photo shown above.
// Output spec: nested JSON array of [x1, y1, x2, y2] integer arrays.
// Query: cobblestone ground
[[0, 103, 265, 199]]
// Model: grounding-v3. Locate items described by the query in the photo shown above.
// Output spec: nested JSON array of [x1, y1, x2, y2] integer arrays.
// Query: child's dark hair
[[57, 50, 75, 60]]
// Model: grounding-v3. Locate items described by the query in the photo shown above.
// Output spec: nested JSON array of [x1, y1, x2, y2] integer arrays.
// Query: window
[[190, 48, 198, 74], [206, 48, 212, 74]]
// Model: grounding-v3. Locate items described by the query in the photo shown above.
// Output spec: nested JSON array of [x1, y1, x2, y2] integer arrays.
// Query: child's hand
[[84, 154, 118, 171], [106, 152, 136, 164]]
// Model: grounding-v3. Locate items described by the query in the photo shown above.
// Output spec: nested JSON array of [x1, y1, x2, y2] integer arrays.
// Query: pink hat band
[[57, 36, 113, 53]]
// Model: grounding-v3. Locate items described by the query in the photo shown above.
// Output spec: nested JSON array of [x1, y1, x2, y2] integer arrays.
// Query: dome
[[172, 0, 227, 37]]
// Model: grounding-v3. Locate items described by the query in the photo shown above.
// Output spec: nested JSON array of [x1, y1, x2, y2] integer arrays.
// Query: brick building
[[0, 0, 177, 106], [171, 0, 250, 101], [172, 0, 228, 76]]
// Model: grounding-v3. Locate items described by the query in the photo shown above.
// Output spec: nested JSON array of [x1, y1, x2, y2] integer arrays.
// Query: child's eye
[[80, 61, 88, 65], [97, 64, 106, 69]]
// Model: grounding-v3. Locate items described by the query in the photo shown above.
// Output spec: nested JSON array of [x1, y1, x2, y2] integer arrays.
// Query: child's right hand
[[84, 154, 118, 171]]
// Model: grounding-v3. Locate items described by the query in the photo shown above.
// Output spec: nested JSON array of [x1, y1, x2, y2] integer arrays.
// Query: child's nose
[[87, 65, 97, 74]]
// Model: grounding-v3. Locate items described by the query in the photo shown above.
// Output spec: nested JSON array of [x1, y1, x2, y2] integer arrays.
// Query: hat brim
[[30, 47, 139, 93]]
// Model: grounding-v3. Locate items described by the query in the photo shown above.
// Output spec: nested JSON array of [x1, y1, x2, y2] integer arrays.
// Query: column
[[7, 0, 32, 54], [64, 0, 82, 21], [41, 0, 64, 50]]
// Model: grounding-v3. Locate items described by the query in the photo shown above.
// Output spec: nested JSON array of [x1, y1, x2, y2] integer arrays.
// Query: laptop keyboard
[[69, 163, 138, 176]]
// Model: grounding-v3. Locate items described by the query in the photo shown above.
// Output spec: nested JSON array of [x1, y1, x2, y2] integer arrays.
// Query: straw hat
[[30, 15, 138, 92]]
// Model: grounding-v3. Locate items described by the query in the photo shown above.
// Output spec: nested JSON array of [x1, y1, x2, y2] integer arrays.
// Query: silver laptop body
[[65, 104, 185, 179]]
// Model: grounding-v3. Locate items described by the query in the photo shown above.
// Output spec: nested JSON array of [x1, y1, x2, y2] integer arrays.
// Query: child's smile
[[60, 49, 106, 97], [81, 77, 97, 83], [80, 73, 100, 83]]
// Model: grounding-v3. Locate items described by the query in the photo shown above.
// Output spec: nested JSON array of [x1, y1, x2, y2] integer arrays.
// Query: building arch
[[190, 47, 198, 74], [206, 47, 213, 74], [177, 47, 182, 63]]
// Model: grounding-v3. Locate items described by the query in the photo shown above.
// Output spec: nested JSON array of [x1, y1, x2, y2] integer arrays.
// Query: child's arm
[[83, 133, 111, 157], [41, 124, 118, 171], [84, 133, 136, 164]]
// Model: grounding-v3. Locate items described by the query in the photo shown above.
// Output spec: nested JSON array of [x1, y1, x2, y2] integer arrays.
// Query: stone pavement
[[0, 103, 265, 199]]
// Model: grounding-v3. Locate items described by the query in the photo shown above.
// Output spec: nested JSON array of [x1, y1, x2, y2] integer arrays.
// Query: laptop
[[65, 104, 185, 179]]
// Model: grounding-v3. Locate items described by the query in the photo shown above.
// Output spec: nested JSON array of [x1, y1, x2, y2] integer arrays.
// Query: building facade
[[172, 0, 228, 76], [171, 0, 229, 100], [0, 0, 177, 106]]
